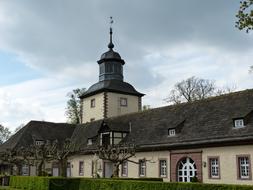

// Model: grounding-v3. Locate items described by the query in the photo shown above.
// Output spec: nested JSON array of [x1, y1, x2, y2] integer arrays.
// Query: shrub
[[10, 176, 49, 190], [9, 176, 253, 190]]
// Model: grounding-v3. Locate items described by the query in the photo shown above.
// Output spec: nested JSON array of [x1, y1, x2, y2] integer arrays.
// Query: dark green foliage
[[236, 0, 253, 33], [65, 88, 86, 124], [9, 176, 253, 190]]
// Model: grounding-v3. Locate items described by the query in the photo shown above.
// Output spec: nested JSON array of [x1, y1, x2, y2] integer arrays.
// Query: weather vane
[[108, 16, 114, 49], [110, 16, 114, 27]]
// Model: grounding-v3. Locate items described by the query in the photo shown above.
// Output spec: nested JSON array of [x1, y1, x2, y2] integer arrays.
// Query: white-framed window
[[120, 97, 128, 107], [168, 129, 176, 136], [22, 164, 29, 176], [238, 156, 251, 179], [87, 139, 92, 145], [209, 157, 220, 178], [90, 99, 95, 108], [159, 160, 167, 178], [234, 119, 244, 128], [79, 161, 84, 176], [35, 140, 44, 146], [121, 161, 128, 177], [139, 159, 146, 177]]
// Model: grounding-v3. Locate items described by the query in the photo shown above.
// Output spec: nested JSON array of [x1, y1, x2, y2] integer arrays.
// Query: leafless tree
[[250, 66, 253, 73], [2, 139, 73, 177], [165, 76, 215, 104], [97, 143, 135, 177], [47, 139, 73, 177], [0, 124, 11, 144], [165, 76, 236, 104]]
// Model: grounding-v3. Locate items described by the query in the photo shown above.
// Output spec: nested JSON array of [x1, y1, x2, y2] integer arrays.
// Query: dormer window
[[100, 131, 127, 146], [87, 139, 93, 145], [234, 119, 245, 128], [168, 129, 176, 136], [35, 140, 44, 146]]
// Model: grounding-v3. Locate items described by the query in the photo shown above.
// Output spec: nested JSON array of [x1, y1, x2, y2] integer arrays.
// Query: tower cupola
[[97, 24, 125, 82]]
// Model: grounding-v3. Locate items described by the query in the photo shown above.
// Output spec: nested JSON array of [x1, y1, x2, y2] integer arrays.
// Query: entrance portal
[[177, 157, 197, 182]]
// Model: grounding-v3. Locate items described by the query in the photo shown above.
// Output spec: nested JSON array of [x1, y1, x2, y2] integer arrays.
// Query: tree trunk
[[112, 163, 120, 178], [59, 159, 67, 177], [37, 161, 44, 176]]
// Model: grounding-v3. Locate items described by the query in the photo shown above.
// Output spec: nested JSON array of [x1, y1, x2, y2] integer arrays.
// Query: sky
[[0, 0, 252, 131]]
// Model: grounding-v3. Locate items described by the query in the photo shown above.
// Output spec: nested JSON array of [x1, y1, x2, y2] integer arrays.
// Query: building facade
[[0, 27, 253, 185]]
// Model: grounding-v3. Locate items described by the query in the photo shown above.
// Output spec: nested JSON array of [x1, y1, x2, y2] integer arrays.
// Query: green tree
[[65, 88, 85, 124], [0, 124, 11, 144], [236, 0, 253, 33]]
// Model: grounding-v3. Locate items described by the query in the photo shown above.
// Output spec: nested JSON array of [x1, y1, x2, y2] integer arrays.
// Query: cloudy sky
[[0, 0, 252, 131]]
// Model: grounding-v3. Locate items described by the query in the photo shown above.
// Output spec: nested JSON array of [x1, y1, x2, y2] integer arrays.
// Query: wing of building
[[0, 27, 253, 185]]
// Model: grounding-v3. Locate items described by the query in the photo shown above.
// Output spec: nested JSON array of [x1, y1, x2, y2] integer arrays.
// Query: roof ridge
[[104, 88, 253, 121]]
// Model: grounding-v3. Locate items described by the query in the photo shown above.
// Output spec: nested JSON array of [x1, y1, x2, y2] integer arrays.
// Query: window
[[87, 139, 92, 145], [234, 119, 244, 128], [237, 156, 251, 180], [120, 98, 128, 107], [121, 161, 128, 177], [35, 140, 44, 146], [101, 133, 110, 147], [90, 99, 95, 108], [79, 161, 84, 176], [22, 164, 29, 176], [168, 129, 176, 136], [139, 159, 146, 177], [100, 132, 127, 146], [208, 157, 220, 179], [159, 160, 167, 178]]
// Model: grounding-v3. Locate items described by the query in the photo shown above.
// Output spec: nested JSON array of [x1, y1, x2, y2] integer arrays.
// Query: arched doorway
[[177, 157, 197, 182]]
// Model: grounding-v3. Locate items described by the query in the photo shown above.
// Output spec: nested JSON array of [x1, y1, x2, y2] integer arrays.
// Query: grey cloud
[[0, 0, 252, 90]]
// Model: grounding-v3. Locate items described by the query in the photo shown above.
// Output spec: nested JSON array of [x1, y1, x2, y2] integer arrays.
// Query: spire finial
[[108, 16, 114, 50]]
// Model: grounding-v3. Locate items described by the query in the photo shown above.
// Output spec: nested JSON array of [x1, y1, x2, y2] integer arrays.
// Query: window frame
[[21, 164, 29, 176], [237, 155, 252, 180], [35, 140, 44, 146], [139, 159, 146, 177], [208, 156, 220, 179], [87, 139, 92, 145], [120, 97, 128, 107], [168, 129, 176, 137], [79, 161, 84, 176], [159, 159, 167, 178], [90, 99, 95, 108], [234, 118, 245, 128], [121, 161, 128, 177]]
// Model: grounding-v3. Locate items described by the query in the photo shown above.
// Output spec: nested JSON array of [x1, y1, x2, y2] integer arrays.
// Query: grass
[[0, 187, 18, 190]]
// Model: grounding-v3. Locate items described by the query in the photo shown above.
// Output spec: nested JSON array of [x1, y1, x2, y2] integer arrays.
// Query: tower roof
[[80, 79, 144, 99], [97, 26, 125, 64]]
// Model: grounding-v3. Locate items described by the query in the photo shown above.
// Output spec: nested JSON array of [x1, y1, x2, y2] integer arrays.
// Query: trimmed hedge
[[9, 176, 253, 190], [10, 176, 49, 190]]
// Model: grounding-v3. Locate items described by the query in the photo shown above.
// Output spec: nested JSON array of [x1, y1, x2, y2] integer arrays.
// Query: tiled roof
[[1, 89, 253, 155], [71, 89, 253, 153], [0, 121, 75, 153], [79, 79, 144, 98]]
